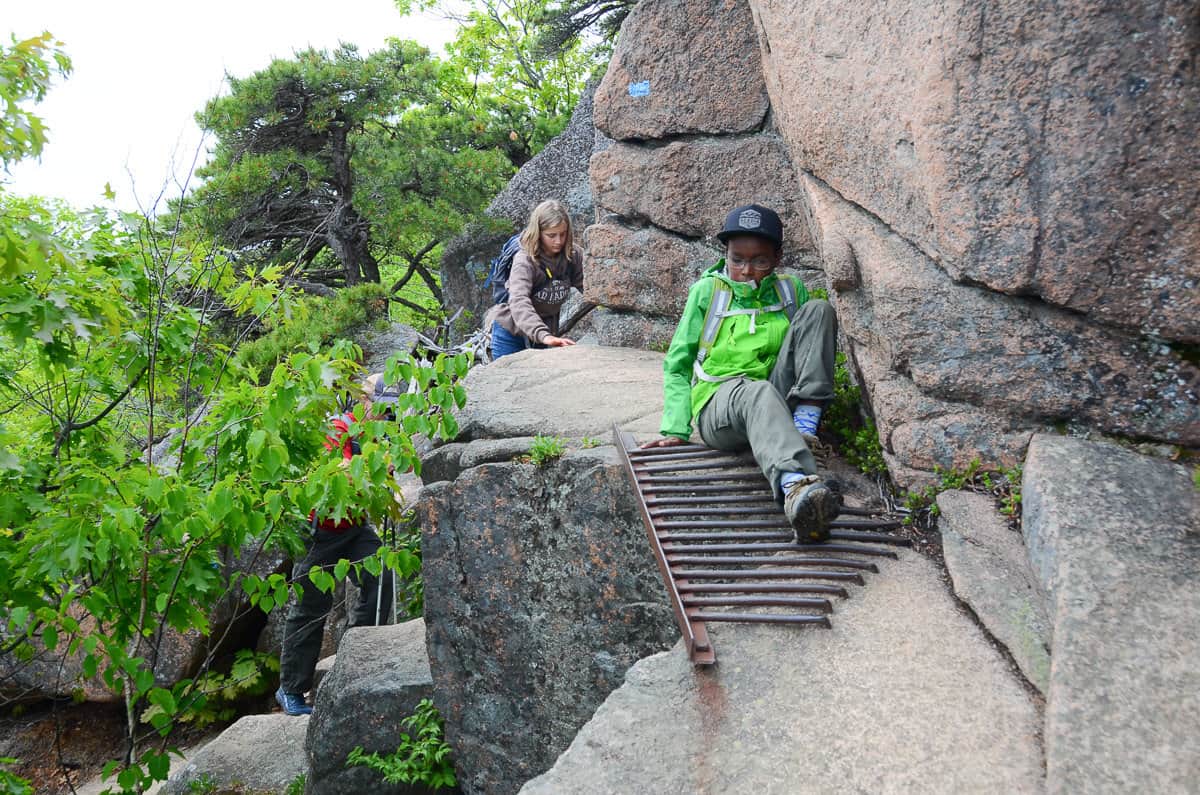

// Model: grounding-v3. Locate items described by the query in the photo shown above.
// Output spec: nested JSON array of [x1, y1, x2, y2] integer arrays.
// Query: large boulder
[[802, 172, 1199, 478], [583, 223, 715, 317], [1022, 434, 1200, 793], [937, 489, 1052, 693], [418, 450, 677, 795], [522, 549, 1044, 794], [750, 0, 1200, 342], [452, 345, 667, 442], [589, 136, 813, 253], [162, 714, 308, 794], [305, 620, 438, 795], [416, 347, 680, 795], [594, 0, 770, 139]]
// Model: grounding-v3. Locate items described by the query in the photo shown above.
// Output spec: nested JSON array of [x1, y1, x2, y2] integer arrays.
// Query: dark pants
[[278, 522, 393, 694], [696, 299, 837, 501]]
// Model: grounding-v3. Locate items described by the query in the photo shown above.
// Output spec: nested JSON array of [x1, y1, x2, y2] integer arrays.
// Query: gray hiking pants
[[279, 522, 393, 694], [696, 299, 837, 501]]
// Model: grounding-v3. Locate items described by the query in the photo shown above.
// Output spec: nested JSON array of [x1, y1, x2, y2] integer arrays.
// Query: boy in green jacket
[[642, 204, 840, 542]]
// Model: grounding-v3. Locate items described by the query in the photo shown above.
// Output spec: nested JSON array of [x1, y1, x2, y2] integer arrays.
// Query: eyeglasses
[[727, 256, 775, 274]]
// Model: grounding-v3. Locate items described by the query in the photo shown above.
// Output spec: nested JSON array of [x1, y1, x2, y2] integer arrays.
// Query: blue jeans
[[491, 321, 531, 360]]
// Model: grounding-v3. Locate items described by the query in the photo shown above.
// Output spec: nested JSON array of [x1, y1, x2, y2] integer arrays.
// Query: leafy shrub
[[0, 758, 32, 795], [900, 459, 1023, 528], [346, 699, 456, 790], [235, 283, 390, 382], [142, 650, 278, 730], [823, 352, 887, 476]]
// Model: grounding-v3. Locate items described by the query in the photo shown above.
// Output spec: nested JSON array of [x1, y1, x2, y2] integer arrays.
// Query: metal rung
[[651, 505, 781, 517], [689, 612, 832, 627], [831, 530, 910, 546], [645, 494, 779, 507], [635, 458, 754, 474], [627, 444, 712, 456], [638, 471, 764, 484], [659, 531, 794, 542], [667, 555, 879, 572], [641, 483, 774, 495], [672, 568, 865, 584], [662, 542, 898, 559], [683, 595, 833, 611], [677, 582, 850, 598]]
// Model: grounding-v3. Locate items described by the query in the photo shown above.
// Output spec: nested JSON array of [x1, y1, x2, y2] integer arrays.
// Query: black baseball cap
[[716, 204, 783, 247]]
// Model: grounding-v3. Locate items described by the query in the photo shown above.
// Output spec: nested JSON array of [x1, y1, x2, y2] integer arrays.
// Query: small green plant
[[526, 435, 567, 466], [899, 459, 1023, 528], [823, 352, 887, 476], [186, 773, 217, 793], [346, 699, 457, 790], [580, 436, 601, 449], [809, 287, 830, 300], [285, 773, 307, 795]]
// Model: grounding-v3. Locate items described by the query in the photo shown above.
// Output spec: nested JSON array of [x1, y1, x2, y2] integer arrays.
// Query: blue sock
[[792, 405, 822, 436], [780, 471, 809, 490]]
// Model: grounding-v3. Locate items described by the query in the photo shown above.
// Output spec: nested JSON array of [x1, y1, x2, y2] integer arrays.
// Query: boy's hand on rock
[[543, 335, 575, 347]]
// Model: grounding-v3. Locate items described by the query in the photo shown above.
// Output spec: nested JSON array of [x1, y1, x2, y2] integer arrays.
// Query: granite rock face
[[161, 714, 309, 795], [749, 0, 1200, 341], [590, 136, 812, 252], [801, 172, 1200, 478], [453, 345, 667, 442], [305, 620, 437, 795], [1022, 435, 1200, 793], [938, 489, 1052, 693], [418, 448, 677, 795], [585, 0, 822, 349], [523, 550, 1043, 794], [594, 0, 769, 139], [582, 223, 715, 316], [415, 348, 681, 794]]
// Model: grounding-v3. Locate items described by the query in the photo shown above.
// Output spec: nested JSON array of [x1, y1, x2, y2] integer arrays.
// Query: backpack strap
[[696, 281, 733, 366], [774, 276, 797, 320]]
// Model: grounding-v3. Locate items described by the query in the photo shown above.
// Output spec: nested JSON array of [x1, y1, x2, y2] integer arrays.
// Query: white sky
[[3, 0, 459, 211]]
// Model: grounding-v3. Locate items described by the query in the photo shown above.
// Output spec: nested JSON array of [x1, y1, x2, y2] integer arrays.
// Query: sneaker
[[783, 474, 840, 544], [275, 687, 312, 716]]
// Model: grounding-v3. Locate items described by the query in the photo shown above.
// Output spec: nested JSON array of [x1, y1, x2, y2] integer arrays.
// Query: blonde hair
[[519, 200, 574, 261]]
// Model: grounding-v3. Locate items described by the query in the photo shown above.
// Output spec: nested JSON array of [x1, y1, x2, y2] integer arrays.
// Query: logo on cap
[[738, 209, 762, 229]]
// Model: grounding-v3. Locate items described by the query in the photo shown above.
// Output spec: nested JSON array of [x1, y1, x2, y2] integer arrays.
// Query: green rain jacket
[[659, 261, 809, 440]]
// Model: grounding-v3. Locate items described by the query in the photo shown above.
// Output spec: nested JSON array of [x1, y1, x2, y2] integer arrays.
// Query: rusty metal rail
[[615, 425, 909, 665]]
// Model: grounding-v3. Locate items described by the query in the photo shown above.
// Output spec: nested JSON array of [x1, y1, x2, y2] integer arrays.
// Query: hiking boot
[[800, 432, 833, 467], [275, 687, 312, 716], [799, 433, 842, 496], [783, 474, 840, 544]]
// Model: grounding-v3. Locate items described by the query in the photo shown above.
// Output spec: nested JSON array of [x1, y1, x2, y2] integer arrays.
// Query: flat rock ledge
[[161, 714, 308, 794], [521, 549, 1043, 795], [1023, 434, 1200, 793], [938, 489, 1052, 693]]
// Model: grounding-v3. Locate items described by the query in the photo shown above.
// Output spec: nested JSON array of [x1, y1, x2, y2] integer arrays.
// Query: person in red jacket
[[275, 373, 400, 716]]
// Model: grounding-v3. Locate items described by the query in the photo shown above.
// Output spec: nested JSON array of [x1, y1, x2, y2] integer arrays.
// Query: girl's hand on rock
[[640, 435, 688, 449], [543, 335, 576, 347]]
